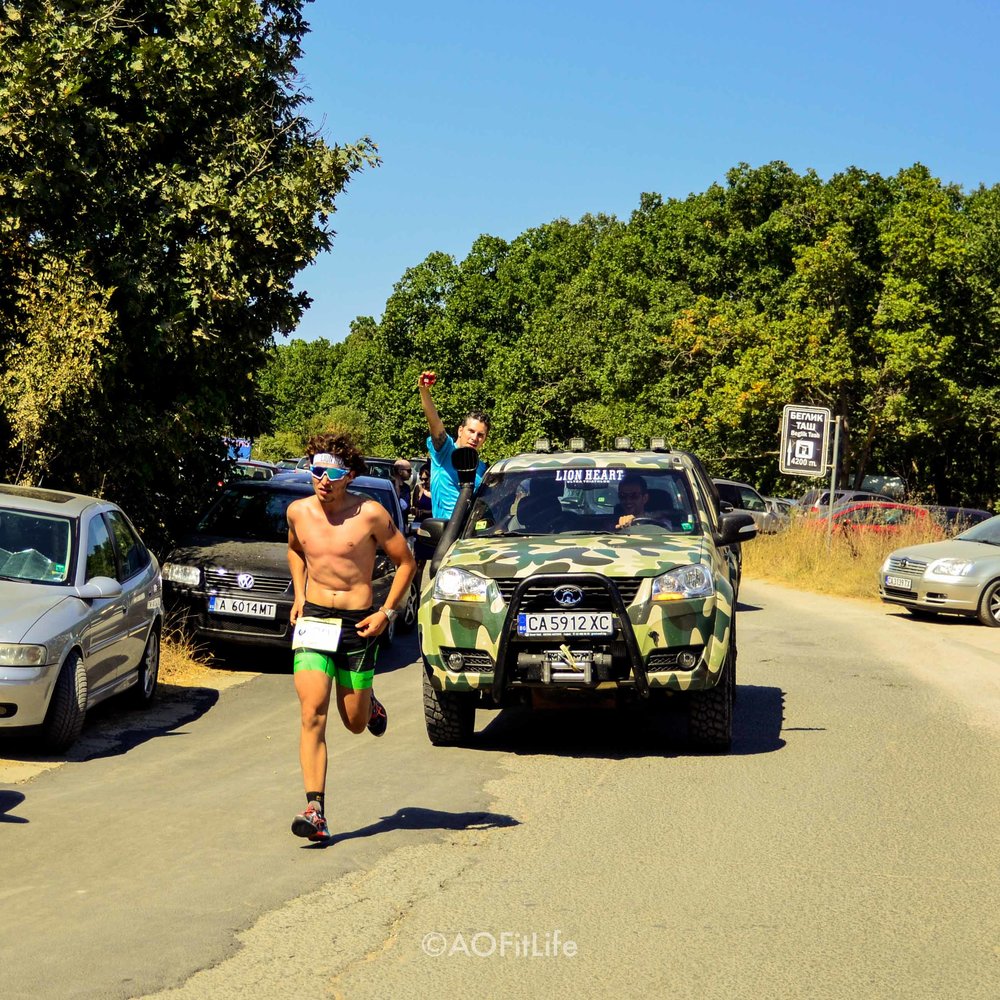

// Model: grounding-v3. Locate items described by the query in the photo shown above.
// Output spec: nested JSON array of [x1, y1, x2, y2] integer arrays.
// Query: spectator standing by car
[[411, 465, 433, 524], [391, 460, 412, 518], [285, 433, 416, 841], [417, 370, 489, 519]]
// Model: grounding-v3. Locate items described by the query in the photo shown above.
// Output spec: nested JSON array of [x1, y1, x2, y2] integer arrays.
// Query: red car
[[816, 502, 942, 537]]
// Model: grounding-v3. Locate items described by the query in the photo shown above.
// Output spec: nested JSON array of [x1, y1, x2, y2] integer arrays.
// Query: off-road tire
[[688, 645, 734, 751], [422, 668, 476, 745], [129, 628, 160, 708], [976, 580, 1000, 627], [40, 651, 88, 753]]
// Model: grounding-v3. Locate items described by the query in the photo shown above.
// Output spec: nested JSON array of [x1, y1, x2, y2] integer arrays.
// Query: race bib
[[292, 616, 343, 652]]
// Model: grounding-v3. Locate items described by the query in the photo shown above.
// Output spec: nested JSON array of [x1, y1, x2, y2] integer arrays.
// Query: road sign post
[[779, 405, 832, 478]]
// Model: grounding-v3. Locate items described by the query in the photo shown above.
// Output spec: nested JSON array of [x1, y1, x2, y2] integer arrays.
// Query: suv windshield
[[197, 485, 395, 541], [0, 509, 73, 583], [462, 467, 700, 538]]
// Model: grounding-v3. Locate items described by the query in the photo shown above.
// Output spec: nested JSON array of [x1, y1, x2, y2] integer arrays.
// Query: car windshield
[[0, 508, 73, 584], [462, 467, 700, 538], [955, 515, 1000, 546], [196, 486, 394, 541]]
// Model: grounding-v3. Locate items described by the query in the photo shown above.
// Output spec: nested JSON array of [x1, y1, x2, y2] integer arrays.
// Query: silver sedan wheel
[[978, 580, 1000, 628]]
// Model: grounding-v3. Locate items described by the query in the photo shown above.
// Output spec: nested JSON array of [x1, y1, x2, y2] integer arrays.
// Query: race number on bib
[[292, 616, 343, 652]]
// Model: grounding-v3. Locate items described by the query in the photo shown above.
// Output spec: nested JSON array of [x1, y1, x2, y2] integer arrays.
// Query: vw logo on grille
[[236, 573, 255, 590], [553, 585, 583, 607]]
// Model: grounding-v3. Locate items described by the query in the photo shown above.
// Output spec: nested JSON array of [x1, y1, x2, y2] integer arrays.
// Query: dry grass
[[741, 516, 945, 601], [159, 619, 235, 687]]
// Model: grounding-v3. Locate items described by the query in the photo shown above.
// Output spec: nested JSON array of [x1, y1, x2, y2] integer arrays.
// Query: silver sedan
[[878, 515, 1000, 626], [0, 484, 162, 750]]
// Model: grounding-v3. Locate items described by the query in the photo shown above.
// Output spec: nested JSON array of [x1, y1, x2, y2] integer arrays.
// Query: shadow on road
[[0, 790, 28, 823], [376, 630, 420, 675], [0, 683, 220, 765], [736, 600, 764, 612], [882, 608, 983, 628], [470, 683, 786, 759], [308, 805, 520, 849]]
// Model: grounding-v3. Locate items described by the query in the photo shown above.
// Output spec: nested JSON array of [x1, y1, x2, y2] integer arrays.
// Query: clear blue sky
[[290, 0, 1000, 343]]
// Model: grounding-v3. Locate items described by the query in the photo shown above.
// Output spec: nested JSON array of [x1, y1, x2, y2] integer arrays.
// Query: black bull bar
[[491, 572, 650, 704]]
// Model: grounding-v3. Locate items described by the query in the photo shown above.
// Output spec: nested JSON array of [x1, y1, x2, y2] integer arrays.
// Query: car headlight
[[926, 558, 975, 580], [651, 564, 714, 601], [163, 562, 201, 587], [433, 567, 490, 603], [0, 644, 48, 667]]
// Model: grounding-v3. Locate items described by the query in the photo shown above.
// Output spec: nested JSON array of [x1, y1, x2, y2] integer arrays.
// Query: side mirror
[[417, 518, 448, 550], [75, 576, 124, 600], [714, 511, 757, 546], [451, 446, 480, 486]]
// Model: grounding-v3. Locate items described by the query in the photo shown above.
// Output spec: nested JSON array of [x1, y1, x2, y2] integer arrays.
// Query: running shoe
[[367, 693, 388, 737], [291, 802, 329, 840]]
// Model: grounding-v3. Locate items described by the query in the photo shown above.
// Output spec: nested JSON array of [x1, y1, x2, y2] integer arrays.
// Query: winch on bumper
[[419, 569, 732, 703]]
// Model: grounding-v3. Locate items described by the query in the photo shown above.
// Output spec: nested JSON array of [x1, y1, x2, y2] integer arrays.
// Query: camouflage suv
[[417, 447, 756, 750]]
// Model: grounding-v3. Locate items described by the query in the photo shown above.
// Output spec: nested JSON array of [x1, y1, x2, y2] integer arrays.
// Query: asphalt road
[[1, 581, 998, 1000]]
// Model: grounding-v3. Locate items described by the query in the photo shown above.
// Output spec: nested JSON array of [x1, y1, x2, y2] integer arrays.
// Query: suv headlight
[[651, 564, 714, 601], [926, 558, 975, 580], [433, 567, 490, 603], [163, 562, 201, 587], [0, 644, 48, 667]]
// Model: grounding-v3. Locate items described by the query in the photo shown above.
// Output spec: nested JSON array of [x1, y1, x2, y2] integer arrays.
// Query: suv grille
[[205, 569, 291, 598], [493, 577, 643, 607]]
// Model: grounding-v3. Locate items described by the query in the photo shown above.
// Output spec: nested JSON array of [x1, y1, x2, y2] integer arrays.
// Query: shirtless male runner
[[286, 433, 416, 840]]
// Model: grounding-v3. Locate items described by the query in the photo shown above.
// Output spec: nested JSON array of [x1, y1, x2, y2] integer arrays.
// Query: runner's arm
[[286, 509, 308, 625], [355, 506, 417, 637]]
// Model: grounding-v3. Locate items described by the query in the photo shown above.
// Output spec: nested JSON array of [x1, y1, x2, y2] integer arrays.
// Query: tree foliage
[[265, 162, 1000, 507], [0, 1, 376, 544]]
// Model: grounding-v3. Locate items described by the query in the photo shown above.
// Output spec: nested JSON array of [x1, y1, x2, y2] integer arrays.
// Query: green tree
[[0, 1, 376, 543]]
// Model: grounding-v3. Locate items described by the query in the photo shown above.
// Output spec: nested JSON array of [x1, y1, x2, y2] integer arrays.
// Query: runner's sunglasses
[[310, 465, 350, 481]]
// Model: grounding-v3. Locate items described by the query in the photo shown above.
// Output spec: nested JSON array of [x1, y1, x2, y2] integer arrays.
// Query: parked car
[[879, 514, 1000, 626], [799, 488, 896, 514], [362, 457, 397, 482], [924, 506, 994, 534], [0, 484, 162, 751], [216, 459, 280, 489], [713, 478, 784, 534], [813, 502, 941, 537], [162, 474, 418, 650]]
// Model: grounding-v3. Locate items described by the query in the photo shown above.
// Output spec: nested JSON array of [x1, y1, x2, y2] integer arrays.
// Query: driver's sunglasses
[[310, 465, 349, 482]]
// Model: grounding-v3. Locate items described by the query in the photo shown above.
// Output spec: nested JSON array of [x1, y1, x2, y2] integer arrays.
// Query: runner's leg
[[294, 667, 334, 794], [336, 682, 373, 733]]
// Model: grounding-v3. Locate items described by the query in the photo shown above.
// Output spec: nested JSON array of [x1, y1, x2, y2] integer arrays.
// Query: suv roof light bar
[[614, 436, 633, 451], [533, 437, 551, 453], [649, 437, 669, 452], [568, 437, 586, 451]]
